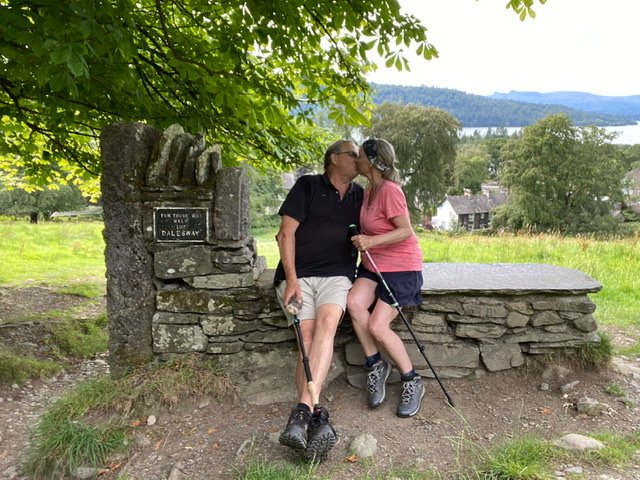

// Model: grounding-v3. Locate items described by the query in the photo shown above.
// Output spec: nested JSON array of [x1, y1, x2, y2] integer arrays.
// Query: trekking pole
[[349, 225, 455, 407], [286, 297, 320, 410]]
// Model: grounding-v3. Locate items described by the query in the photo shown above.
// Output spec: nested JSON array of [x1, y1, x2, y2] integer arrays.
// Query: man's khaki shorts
[[275, 276, 352, 326]]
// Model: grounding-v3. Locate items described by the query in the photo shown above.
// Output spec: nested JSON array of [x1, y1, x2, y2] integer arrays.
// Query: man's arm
[[275, 214, 302, 306]]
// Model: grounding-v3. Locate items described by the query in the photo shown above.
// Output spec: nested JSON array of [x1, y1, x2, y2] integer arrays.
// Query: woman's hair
[[362, 138, 401, 184], [324, 139, 357, 171]]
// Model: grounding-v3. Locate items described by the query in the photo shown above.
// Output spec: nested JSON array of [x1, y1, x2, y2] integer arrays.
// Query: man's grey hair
[[324, 139, 357, 171]]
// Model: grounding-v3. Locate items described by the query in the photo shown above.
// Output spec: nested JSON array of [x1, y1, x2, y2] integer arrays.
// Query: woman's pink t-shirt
[[359, 180, 423, 272]]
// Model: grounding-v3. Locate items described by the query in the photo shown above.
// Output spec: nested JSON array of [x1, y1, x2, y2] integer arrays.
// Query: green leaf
[[67, 51, 89, 78], [385, 55, 395, 68]]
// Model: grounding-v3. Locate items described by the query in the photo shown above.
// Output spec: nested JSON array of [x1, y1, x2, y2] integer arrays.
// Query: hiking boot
[[305, 406, 337, 462], [396, 375, 425, 418], [279, 405, 311, 450], [366, 358, 391, 408]]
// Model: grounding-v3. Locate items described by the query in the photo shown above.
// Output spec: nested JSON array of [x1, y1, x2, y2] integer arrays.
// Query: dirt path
[[1, 288, 640, 479], [0, 356, 110, 479]]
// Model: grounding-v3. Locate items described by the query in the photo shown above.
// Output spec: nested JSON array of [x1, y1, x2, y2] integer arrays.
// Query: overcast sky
[[366, 0, 640, 97]]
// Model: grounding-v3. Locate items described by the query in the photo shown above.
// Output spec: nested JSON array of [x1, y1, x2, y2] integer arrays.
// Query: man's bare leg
[[297, 304, 341, 407]]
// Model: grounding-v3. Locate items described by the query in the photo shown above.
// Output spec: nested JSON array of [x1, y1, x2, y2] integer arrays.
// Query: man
[[274, 139, 363, 462]]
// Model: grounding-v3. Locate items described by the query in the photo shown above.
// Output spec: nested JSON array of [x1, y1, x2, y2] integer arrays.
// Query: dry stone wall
[[346, 269, 601, 380], [344, 263, 601, 380], [100, 122, 603, 381]]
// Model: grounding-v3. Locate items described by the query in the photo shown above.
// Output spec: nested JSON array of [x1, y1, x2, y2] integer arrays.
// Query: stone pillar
[[100, 122, 160, 376], [100, 122, 271, 377]]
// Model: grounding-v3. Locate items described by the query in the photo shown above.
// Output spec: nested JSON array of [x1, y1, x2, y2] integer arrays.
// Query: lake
[[461, 121, 640, 145]]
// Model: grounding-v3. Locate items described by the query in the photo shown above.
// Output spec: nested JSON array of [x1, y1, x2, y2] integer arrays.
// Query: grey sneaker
[[396, 375, 425, 418], [366, 358, 391, 408], [279, 405, 311, 450], [305, 406, 337, 462]]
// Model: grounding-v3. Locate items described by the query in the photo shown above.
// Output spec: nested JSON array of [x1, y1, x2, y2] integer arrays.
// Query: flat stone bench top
[[421, 263, 602, 295]]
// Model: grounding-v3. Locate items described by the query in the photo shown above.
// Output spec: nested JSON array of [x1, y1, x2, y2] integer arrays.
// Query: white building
[[432, 191, 507, 231]]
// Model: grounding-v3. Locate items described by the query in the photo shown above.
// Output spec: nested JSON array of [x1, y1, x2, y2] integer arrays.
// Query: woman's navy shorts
[[356, 265, 423, 307]]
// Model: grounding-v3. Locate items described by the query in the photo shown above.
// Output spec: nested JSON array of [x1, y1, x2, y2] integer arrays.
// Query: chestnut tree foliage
[[0, 0, 545, 193]]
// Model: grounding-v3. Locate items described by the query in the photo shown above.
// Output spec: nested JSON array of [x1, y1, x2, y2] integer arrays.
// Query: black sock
[[297, 402, 311, 412], [365, 352, 381, 368], [401, 369, 417, 382]]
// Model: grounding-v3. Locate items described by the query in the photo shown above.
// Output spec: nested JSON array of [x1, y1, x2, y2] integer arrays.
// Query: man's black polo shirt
[[274, 173, 363, 284]]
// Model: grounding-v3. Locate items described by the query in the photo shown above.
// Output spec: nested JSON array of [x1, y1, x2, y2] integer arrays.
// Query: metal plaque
[[153, 207, 209, 242]]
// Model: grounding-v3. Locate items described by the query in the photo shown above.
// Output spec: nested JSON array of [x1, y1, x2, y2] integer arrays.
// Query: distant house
[[50, 206, 103, 220], [478, 179, 505, 196], [282, 166, 313, 191], [623, 167, 640, 205], [432, 190, 507, 231]]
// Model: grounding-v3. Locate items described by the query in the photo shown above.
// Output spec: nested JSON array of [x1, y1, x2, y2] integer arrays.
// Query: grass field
[[2, 221, 639, 330], [0, 221, 105, 289]]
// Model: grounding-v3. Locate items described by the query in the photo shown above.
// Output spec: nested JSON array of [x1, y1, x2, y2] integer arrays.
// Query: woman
[[347, 137, 425, 418]]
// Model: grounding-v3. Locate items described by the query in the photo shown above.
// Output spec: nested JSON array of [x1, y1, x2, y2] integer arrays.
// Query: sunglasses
[[337, 151, 358, 159]]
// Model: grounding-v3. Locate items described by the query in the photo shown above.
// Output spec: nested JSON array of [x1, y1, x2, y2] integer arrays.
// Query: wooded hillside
[[372, 84, 636, 127], [489, 91, 640, 119]]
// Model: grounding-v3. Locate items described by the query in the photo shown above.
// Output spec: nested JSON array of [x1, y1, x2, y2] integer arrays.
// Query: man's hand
[[285, 296, 303, 315]]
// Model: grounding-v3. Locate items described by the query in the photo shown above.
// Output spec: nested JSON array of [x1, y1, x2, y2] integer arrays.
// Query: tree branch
[[153, 0, 246, 81]]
